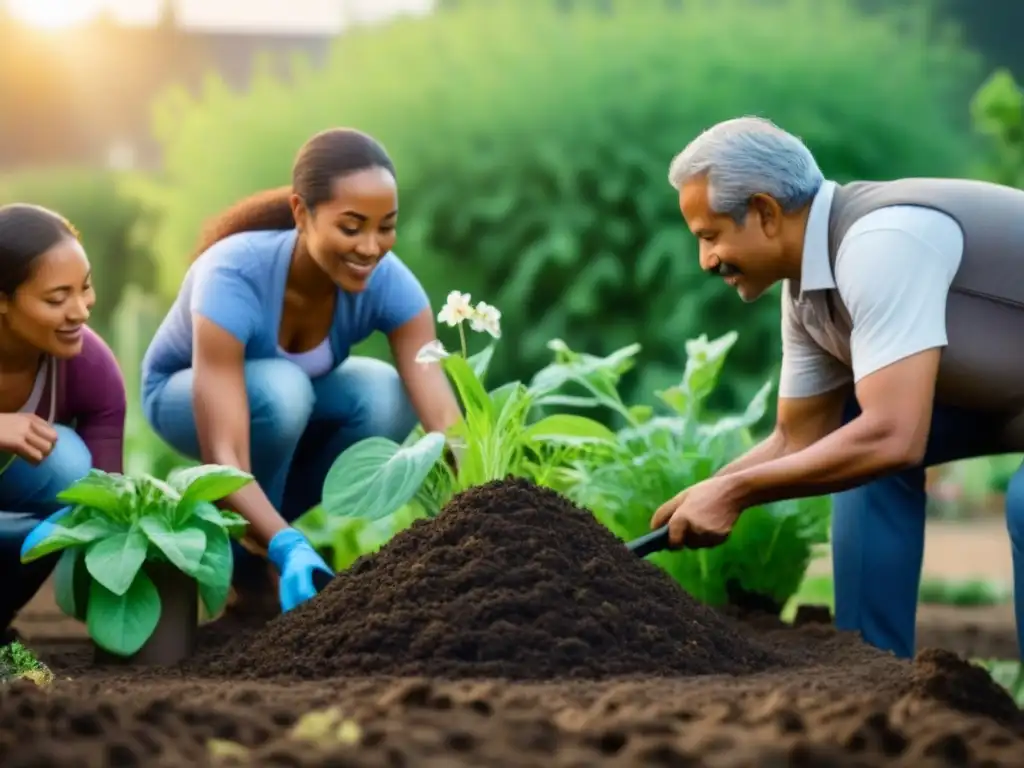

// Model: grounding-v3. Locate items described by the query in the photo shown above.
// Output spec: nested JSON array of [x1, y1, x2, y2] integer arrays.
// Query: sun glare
[[6, 0, 104, 30]]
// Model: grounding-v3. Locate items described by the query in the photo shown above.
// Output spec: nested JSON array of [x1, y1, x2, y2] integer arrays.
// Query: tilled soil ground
[[3, 479, 1022, 767]]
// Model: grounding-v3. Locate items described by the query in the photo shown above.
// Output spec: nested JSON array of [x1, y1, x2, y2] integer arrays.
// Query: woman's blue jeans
[[832, 397, 1024, 659], [143, 356, 418, 591], [0, 425, 93, 632]]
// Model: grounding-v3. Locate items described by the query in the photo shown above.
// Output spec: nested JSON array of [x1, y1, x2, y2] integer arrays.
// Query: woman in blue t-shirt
[[141, 128, 462, 614]]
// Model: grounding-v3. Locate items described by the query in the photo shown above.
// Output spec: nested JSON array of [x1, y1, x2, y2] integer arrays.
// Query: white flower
[[436, 291, 475, 327], [414, 339, 450, 365], [470, 301, 502, 338]]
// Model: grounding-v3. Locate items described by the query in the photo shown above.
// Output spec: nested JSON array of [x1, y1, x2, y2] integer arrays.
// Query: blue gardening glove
[[266, 528, 334, 612], [20, 506, 72, 561]]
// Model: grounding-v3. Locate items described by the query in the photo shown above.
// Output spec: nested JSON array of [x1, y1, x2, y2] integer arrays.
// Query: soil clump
[[201, 478, 787, 681]]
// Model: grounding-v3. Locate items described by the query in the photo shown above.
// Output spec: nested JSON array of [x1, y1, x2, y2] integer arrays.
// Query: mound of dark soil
[[202, 478, 787, 681]]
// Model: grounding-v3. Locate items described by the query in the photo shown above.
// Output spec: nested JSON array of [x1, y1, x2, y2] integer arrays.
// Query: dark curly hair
[[192, 128, 396, 260], [0, 204, 80, 296]]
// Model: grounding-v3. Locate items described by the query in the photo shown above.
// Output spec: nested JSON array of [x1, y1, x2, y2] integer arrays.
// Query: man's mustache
[[706, 262, 741, 277]]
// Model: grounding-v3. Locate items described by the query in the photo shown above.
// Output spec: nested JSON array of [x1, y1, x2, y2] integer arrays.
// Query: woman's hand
[[0, 413, 58, 465]]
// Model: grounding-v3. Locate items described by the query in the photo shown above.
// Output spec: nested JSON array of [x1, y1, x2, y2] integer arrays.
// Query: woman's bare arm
[[192, 315, 290, 546]]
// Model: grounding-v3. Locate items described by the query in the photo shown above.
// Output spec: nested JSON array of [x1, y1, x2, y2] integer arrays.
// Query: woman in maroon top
[[0, 204, 126, 642]]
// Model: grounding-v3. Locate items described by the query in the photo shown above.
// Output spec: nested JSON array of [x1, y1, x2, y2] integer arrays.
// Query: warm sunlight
[[6, 0, 104, 30]]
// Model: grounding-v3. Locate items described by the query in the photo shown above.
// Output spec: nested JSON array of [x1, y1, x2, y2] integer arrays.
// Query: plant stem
[[458, 322, 468, 359]]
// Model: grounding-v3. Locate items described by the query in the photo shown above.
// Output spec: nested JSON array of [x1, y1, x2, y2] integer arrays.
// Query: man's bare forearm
[[713, 430, 791, 477]]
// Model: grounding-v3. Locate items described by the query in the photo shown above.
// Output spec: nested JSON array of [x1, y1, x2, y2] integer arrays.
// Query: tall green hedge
[[143, 0, 979, 414]]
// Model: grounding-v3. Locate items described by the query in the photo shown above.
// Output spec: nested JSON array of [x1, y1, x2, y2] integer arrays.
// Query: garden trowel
[[626, 524, 670, 558]]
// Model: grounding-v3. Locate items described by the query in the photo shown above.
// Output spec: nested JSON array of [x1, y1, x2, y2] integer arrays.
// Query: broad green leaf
[[322, 432, 446, 521], [169, 464, 254, 503], [700, 379, 774, 441], [493, 382, 532, 434], [442, 354, 493, 423], [55, 470, 130, 514], [528, 342, 641, 398], [678, 331, 738, 410], [654, 386, 689, 416], [87, 569, 162, 657], [137, 474, 181, 502], [530, 393, 601, 410], [186, 501, 249, 539], [522, 414, 616, 446], [20, 517, 123, 563], [192, 520, 233, 617], [53, 548, 89, 622], [84, 527, 149, 596], [467, 343, 496, 381], [628, 404, 655, 425], [139, 517, 207, 576]]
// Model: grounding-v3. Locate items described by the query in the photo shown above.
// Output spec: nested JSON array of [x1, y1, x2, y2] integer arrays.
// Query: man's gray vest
[[787, 178, 1024, 450]]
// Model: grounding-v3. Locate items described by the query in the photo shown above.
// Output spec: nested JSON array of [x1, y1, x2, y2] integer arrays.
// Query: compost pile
[[205, 477, 786, 681]]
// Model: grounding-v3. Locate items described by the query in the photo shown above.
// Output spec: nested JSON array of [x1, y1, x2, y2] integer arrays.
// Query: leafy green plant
[[294, 503, 426, 571], [557, 331, 831, 609], [971, 68, 1024, 189], [0, 641, 53, 687], [320, 291, 617, 522], [20, 465, 251, 657]]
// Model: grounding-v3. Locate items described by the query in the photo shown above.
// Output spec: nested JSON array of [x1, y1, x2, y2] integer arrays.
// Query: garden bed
[[4, 479, 1023, 767]]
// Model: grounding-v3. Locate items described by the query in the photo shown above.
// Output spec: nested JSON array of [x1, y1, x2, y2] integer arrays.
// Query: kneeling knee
[[354, 364, 416, 441], [248, 360, 316, 441], [49, 426, 93, 487]]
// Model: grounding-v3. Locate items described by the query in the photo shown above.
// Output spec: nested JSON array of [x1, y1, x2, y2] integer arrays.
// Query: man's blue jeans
[[832, 398, 1024, 659], [143, 356, 419, 591], [0, 425, 93, 632]]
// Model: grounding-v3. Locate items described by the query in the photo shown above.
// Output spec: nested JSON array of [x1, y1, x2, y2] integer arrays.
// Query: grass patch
[[0, 641, 53, 687]]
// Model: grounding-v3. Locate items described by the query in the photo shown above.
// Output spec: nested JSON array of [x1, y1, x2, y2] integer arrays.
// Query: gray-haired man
[[650, 116, 1024, 659]]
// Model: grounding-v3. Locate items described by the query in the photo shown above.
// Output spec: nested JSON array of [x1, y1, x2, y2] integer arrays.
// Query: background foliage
[[138, 0, 980, 424], [0, 169, 159, 335]]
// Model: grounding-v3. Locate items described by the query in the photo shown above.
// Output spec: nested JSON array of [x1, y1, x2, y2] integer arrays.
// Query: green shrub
[[971, 68, 1024, 186], [144, 0, 979, 419], [0, 169, 158, 334], [557, 331, 830, 610]]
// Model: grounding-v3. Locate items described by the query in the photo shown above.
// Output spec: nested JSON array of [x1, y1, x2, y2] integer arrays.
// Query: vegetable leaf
[[55, 470, 131, 514], [139, 517, 206, 576], [20, 517, 122, 563], [186, 501, 248, 539], [52, 548, 89, 622], [84, 527, 149, 596], [322, 433, 446, 521], [191, 520, 233, 617], [87, 569, 162, 657], [522, 414, 616, 446], [169, 465, 254, 503]]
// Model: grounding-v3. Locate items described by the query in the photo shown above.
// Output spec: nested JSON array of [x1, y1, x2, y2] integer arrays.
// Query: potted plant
[[20, 464, 251, 666]]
